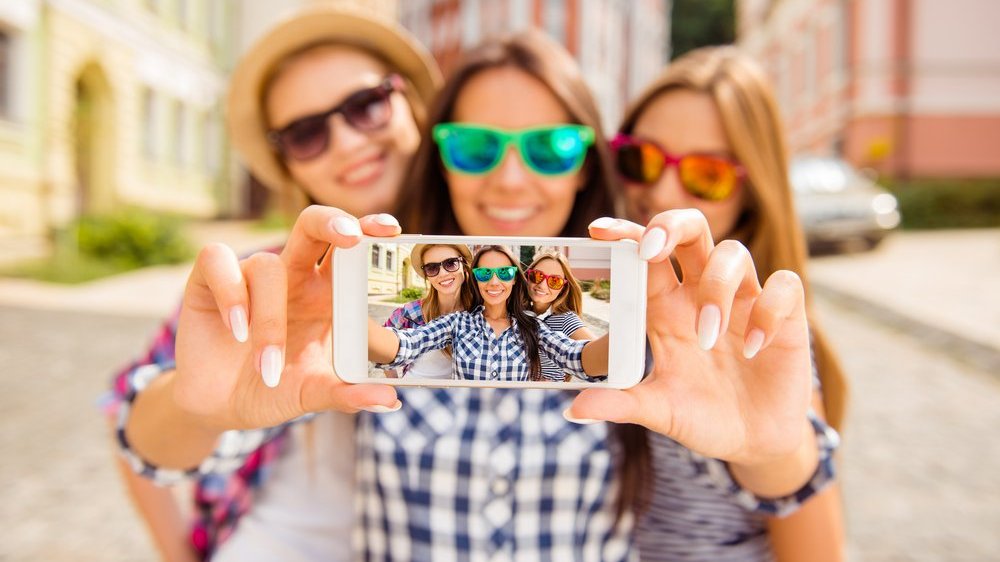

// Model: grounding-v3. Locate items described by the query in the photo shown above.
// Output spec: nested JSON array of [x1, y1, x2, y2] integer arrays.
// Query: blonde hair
[[527, 251, 583, 316], [620, 46, 848, 430]]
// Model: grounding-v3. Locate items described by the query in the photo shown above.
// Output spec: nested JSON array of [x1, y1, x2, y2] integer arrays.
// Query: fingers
[[696, 240, 762, 350], [588, 216, 681, 294], [281, 206, 362, 272], [742, 270, 806, 359], [188, 243, 250, 342], [638, 209, 714, 283], [242, 253, 288, 388], [300, 378, 401, 415], [564, 383, 670, 435]]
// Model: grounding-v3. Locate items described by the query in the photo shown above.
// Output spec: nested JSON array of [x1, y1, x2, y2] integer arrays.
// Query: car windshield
[[790, 158, 858, 194]]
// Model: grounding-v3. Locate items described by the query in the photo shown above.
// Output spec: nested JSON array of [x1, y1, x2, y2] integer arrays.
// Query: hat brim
[[227, 6, 442, 193], [411, 244, 474, 278]]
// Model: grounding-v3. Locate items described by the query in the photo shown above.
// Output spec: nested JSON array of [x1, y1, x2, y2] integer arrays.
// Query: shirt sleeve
[[375, 312, 457, 369], [105, 310, 296, 487], [535, 321, 587, 378], [559, 312, 587, 336]]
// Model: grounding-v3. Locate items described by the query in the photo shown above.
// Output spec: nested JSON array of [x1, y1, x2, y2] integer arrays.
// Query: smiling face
[[265, 45, 421, 217], [626, 89, 747, 242], [445, 66, 584, 236], [474, 250, 517, 307], [528, 258, 565, 308], [420, 245, 465, 297]]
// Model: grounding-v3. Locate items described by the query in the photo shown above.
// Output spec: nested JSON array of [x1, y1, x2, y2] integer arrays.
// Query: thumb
[[565, 387, 643, 424]]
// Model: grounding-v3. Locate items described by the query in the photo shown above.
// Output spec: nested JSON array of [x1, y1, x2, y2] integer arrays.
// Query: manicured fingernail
[[373, 213, 399, 227], [562, 408, 601, 425], [229, 306, 248, 343], [261, 346, 284, 388], [743, 329, 765, 359], [698, 304, 721, 350], [362, 400, 402, 413], [639, 228, 667, 261], [331, 216, 361, 237], [589, 217, 617, 230]]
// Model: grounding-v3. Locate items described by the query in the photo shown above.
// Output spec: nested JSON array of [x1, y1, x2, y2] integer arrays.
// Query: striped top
[[537, 311, 586, 381]]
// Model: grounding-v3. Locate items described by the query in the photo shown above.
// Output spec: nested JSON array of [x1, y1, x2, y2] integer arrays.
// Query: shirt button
[[491, 371, 498, 379], [491, 477, 510, 496]]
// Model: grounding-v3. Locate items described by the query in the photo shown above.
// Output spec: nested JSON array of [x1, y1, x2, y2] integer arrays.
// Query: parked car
[[790, 156, 901, 253]]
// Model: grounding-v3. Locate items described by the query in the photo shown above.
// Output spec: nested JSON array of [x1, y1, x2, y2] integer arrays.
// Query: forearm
[[581, 334, 610, 375], [125, 369, 222, 470], [728, 417, 819, 498], [113, 456, 198, 562], [368, 318, 401, 364], [767, 483, 845, 561]]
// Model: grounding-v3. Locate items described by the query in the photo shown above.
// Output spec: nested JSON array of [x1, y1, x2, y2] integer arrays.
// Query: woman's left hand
[[567, 211, 813, 467]]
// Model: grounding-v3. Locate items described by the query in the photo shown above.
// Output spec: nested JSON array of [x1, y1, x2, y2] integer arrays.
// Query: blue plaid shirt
[[379, 306, 588, 382]]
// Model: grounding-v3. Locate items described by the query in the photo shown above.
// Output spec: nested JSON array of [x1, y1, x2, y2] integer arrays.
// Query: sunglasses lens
[[279, 115, 329, 161], [438, 127, 502, 174], [341, 87, 392, 131], [616, 140, 664, 184], [679, 155, 739, 201], [423, 263, 441, 277], [526, 269, 543, 283], [523, 127, 588, 175], [547, 276, 565, 290], [472, 268, 493, 283], [442, 258, 462, 272], [496, 267, 516, 281]]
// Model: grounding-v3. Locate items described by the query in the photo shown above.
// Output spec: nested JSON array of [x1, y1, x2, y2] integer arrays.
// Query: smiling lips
[[338, 150, 388, 188], [481, 205, 540, 230], [437, 277, 456, 288]]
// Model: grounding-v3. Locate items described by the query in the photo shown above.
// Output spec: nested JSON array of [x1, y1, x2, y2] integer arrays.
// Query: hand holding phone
[[333, 235, 647, 389]]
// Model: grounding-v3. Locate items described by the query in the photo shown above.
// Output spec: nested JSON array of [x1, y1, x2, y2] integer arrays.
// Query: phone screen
[[366, 241, 612, 384]]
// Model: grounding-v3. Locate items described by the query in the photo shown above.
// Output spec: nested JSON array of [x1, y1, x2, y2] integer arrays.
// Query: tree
[[670, 0, 735, 60]]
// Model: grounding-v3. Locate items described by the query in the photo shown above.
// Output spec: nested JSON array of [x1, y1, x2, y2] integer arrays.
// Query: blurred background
[[0, 0, 997, 560]]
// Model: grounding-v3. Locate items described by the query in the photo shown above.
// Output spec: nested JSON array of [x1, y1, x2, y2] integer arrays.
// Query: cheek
[[285, 159, 332, 202]]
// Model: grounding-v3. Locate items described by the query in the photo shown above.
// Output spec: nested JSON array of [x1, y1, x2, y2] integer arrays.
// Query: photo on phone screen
[[365, 241, 613, 384]]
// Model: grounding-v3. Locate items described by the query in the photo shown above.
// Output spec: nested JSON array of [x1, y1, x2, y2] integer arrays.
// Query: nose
[[490, 146, 531, 191], [643, 166, 686, 214], [327, 113, 369, 156]]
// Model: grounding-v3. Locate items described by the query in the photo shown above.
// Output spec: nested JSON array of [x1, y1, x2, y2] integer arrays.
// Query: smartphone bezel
[[333, 234, 647, 389]]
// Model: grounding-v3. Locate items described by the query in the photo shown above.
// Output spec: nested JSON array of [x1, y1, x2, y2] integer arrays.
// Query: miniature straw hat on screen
[[226, 4, 442, 193], [411, 244, 474, 278]]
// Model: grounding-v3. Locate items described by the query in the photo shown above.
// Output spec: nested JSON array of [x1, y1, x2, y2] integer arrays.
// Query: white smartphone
[[333, 235, 647, 390]]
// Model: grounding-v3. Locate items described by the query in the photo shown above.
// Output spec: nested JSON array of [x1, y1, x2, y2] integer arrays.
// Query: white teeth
[[439, 279, 455, 287], [485, 206, 534, 222], [342, 158, 382, 184]]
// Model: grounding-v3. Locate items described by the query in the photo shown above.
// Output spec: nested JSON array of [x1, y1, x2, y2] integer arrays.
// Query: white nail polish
[[373, 214, 399, 227], [743, 329, 765, 359], [698, 305, 721, 350], [261, 346, 284, 388], [363, 400, 402, 413], [589, 217, 617, 230], [639, 228, 667, 261], [229, 306, 248, 343], [332, 216, 361, 237], [562, 408, 601, 425]]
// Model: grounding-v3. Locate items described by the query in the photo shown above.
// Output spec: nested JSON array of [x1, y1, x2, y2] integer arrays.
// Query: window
[[385, 249, 394, 271], [142, 88, 157, 159], [371, 245, 380, 268], [0, 31, 10, 119]]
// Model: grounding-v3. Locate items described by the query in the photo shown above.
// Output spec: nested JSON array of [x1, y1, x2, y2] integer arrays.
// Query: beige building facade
[[0, 0, 235, 254]]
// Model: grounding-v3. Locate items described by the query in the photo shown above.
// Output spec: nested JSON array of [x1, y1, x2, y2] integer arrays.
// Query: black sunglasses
[[421, 257, 464, 277], [267, 74, 403, 161]]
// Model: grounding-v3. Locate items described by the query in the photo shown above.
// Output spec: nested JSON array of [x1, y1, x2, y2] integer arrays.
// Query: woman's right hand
[[172, 206, 402, 432]]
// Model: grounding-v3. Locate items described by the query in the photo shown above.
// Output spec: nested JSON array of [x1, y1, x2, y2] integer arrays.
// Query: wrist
[[729, 417, 819, 498]]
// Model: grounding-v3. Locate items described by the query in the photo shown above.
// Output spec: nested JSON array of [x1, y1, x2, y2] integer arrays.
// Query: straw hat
[[410, 244, 474, 278], [226, 5, 442, 192]]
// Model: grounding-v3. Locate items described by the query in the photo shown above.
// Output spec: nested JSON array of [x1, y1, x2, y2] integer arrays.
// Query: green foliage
[[400, 286, 426, 300], [590, 278, 611, 301], [885, 178, 1000, 229], [74, 210, 193, 267], [670, 0, 735, 60]]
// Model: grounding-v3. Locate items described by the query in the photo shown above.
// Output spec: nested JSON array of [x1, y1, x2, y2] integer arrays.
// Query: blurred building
[[399, 0, 668, 132], [738, 0, 1000, 179], [0, 0, 237, 250], [368, 242, 422, 295]]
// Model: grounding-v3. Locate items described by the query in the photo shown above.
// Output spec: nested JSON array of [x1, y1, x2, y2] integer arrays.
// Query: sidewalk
[[808, 228, 1000, 373]]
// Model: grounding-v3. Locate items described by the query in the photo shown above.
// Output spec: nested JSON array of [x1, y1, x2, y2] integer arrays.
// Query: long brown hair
[[616, 45, 850, 513], [418, 244, 475, 322], [470, 246, 543, 381], [395, 30, 620, 235], [527, 251, 583, 316]]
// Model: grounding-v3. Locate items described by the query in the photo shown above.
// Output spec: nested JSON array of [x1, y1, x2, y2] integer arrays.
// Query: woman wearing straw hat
[[382, 243, 475, 379], [105, 5, 440, 561]]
